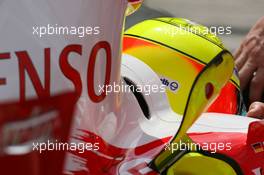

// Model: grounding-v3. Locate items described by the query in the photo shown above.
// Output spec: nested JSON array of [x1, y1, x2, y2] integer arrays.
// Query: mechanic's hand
[[235, 17, 264, 103], [247, 102, 264, 119]]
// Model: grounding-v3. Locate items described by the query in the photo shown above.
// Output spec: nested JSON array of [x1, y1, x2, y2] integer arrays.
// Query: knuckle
[[251, 78, 259, 86], [252, 74, 264, 85], [252, 101, 262, 106]]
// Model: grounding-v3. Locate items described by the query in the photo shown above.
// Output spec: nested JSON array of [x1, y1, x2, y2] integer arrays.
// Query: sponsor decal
[[160, 77, 180, 93], [0, 41, 112, 103]]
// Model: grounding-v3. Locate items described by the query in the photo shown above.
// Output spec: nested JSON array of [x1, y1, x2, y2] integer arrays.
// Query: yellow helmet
[[123, 17, 245, 116]]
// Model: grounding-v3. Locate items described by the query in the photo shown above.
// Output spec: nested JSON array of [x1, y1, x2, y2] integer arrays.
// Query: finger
[[249, 68, 264, 103], [247, 102, 264, 119], [235, 36, 258, 70], [238, 58, 257, 90], [250, 42, 263, 59], [234, 37, 247, 59], [250, 17, 264, 32]]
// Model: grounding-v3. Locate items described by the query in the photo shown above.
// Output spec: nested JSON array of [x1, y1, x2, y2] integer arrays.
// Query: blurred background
[[126, 0, 264, 52]]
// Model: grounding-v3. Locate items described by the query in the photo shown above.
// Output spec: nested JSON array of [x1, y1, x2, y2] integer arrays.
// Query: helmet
[[123, 17, 245, 116]]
